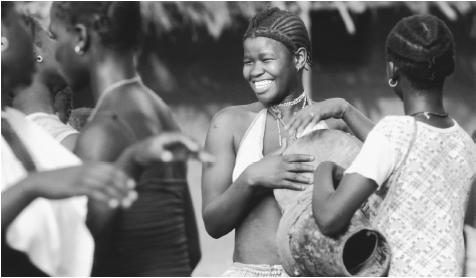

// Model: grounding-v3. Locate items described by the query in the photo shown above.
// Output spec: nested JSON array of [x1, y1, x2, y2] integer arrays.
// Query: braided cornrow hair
[[51, 1, 142, 51], [385, 15, 455, 89], [244, 7, 312, 68]]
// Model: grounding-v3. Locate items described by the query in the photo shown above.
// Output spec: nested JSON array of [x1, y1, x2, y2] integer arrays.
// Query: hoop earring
[[388, 78, 398, 88], [74, 45, 85, 55], [36, 55, 43, 63], [1, 36, 9, 52]]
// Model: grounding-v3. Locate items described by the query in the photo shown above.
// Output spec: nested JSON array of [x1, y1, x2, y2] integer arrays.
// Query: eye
[[243, 59, 253, 65]]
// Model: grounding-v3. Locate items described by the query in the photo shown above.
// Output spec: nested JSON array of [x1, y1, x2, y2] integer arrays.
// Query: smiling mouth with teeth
[[253, 80, 274, 91]]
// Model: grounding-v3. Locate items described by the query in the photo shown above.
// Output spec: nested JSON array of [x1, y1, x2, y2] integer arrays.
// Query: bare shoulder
[[110, 85, 180, 133], [207, 102, 264, 149], [210, 102, 263, 134], [74, 114, 132, 162]]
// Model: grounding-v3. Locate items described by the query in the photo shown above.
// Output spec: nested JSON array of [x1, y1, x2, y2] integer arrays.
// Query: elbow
[[316, 217, 344, 237], [312, 206, 346, 237], [202, 211, 228, 239], [204, 222, 226, 239], [204, 225, 222, 239]]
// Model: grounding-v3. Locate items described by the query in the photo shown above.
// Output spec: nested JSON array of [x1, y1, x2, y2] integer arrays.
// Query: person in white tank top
[[201, 8, 373, 276]]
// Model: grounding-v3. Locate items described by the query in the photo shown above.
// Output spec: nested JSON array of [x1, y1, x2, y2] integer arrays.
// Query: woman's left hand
[[286, 98, 349, 136]]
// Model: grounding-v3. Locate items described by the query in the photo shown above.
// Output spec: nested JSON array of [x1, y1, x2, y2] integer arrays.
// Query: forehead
[[243, 36, 289, 55]]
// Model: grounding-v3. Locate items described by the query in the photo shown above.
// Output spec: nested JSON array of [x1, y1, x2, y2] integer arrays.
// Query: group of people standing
[[2, 1, 475, 277]]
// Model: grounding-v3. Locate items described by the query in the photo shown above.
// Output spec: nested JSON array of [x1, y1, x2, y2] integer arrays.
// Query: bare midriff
[[233, 195, 282, 264]]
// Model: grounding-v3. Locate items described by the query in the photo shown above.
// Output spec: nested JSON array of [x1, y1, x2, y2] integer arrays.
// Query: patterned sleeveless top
[[362, 116, 476, 276]]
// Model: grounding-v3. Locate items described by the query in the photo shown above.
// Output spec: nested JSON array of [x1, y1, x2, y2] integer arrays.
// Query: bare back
[[75, 83, 199, 276]]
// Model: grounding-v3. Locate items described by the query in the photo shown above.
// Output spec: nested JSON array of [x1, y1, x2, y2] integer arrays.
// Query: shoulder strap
[[1, 118, 38, 173]]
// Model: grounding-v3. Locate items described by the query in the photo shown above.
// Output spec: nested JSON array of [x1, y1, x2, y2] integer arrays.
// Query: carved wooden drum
[[274, 129, 391, 276]]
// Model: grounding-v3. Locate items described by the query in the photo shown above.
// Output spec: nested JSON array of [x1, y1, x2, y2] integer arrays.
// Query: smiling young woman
[[201, 7, 329, 276]]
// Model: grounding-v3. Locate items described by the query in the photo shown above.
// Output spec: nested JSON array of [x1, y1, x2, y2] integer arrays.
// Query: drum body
[[274, 130, 391, 276]]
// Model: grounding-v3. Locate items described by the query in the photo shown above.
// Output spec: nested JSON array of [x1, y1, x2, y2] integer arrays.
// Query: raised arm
[[287, 98, 374, 141]]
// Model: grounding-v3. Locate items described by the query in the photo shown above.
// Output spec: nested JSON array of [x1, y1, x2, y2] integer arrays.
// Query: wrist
[[241, 168, 259, 189], [19, 175, 41, 200], [338, 98, 350, 119]]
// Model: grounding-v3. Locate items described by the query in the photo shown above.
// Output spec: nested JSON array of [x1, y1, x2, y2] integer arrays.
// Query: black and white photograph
[[1, 1, 476, 277]]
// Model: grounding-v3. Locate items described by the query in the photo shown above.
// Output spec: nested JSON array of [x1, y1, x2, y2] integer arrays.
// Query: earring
[[36, 55, 43, 63], [388, 78, 398, 88], [1, 36, 9, 52], [74, 45, 84, 55]]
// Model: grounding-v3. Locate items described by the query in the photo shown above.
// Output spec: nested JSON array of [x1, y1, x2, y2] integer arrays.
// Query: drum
[[275, 129, 391, 276]]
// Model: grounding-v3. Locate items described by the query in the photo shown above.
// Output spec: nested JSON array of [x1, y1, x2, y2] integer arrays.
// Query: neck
[[90, 50, 138, 103], [11, 74, 55, 115], [275, 83, 306, 118], [403, 87, 445, 116]]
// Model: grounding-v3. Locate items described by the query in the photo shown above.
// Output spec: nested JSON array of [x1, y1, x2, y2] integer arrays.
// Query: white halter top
[[232, 109, 328, 209]]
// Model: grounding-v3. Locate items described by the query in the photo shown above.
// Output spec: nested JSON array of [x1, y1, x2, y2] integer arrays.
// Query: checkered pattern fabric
[[363, 116, 476, 276]]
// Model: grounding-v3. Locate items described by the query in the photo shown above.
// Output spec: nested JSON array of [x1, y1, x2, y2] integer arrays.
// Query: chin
[[255, 92, 277, 107]]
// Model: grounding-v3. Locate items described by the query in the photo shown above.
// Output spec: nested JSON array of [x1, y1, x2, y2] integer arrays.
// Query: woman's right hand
[[27, 163, 137, 208], [243, 141, 315, 191]]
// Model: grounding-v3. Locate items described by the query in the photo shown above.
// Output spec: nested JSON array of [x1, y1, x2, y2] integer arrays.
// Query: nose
[[249, 62, 264, 78]]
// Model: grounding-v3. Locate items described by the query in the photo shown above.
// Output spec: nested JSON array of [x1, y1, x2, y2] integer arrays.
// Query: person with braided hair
[[286, 14, 476, 276], [201, 7, 352, 276], [48, 1, 212, 276], [11, 15, 79, 150]]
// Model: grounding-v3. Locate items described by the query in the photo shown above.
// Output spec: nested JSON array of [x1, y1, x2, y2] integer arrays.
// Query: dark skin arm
[[74, 115, 133, 237], [312, 161, 377, 236], [1, 178, 37, 231], [1, 163, 134, 234], [201, 111, 261, 238], [202, 109, 315, 238], [287, 98, 374, 141], [465, 178, 476, 228]]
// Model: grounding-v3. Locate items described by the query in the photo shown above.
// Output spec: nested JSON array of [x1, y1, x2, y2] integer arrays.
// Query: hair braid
[[385, 15, 455, 89], [244, 7, 312, 67]]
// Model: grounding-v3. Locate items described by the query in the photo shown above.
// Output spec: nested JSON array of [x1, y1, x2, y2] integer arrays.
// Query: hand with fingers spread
[[28, 163, 137, 209], [117, 132, 215, 178], [286, 98, 349, 137], [243, 141, 315, 191]]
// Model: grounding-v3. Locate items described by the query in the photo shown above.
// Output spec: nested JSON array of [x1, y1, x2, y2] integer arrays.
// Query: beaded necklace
[[268, 92, 310, 146]]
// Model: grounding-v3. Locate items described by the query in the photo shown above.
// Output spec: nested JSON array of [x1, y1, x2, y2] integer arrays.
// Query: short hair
[[51, 1, 142, 51], [385, 15, 455, 89], [244, 7, 312, 68]]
